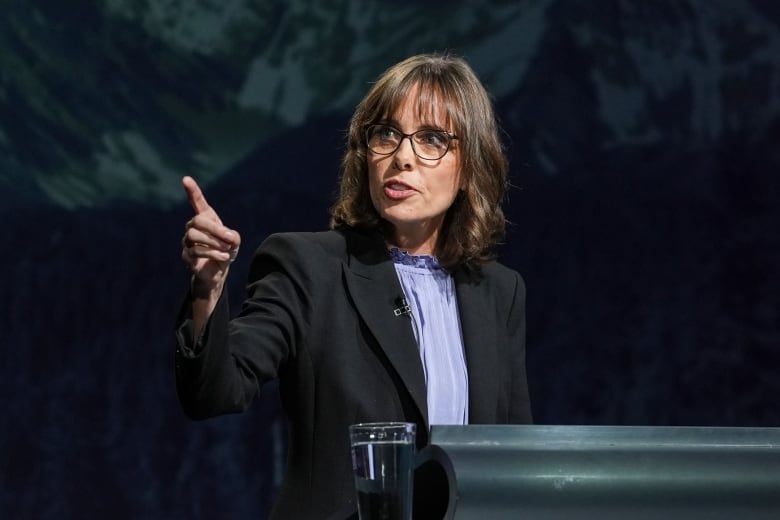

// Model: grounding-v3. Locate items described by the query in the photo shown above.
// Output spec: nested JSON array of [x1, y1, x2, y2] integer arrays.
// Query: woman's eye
[[419, 131, 446, 147], [378, 126, 398, 139]]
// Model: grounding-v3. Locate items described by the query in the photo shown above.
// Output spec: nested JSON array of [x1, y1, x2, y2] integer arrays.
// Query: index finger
[[182, 176, 211, 215]]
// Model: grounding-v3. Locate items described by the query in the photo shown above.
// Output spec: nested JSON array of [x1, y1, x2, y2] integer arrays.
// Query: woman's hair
[[330, 53, 509, 271]]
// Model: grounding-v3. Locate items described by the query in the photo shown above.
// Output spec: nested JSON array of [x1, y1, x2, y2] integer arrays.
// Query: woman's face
[[367, 88, 462, 253]]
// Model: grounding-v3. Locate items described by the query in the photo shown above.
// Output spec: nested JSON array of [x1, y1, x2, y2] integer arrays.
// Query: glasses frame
[[364, 124, 458, 161]]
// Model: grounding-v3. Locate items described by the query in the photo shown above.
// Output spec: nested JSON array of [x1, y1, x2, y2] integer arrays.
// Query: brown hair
[[330, 53, 508, 271]]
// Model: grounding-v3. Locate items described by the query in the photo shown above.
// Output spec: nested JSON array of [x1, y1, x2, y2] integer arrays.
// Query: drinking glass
[[349, 422, 416, 520]]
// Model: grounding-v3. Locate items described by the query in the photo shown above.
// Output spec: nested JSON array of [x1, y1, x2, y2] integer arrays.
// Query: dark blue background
[[3, 1, 779, 518]]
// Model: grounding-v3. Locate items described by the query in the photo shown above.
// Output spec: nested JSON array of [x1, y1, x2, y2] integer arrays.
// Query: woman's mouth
[[383, 181, 415, 200]]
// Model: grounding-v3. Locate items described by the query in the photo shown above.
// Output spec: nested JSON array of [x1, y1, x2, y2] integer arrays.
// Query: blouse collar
[[388, 247, 444, 271]]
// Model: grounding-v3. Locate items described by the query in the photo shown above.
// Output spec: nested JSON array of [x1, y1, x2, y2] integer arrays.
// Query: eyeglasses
[[365, 124, 458, 161]]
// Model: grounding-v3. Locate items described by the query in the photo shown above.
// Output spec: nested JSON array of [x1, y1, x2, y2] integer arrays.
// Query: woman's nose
[[393, 136, 415, 170]]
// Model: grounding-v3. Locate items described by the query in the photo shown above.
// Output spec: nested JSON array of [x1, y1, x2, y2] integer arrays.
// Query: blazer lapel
[[455, 268, 499, 424], [341, 230, 429, 428]]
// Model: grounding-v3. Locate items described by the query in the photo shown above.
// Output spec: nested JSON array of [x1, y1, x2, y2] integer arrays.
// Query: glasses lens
[[412, 130, 450, 160], [366, 125, 399, 154]]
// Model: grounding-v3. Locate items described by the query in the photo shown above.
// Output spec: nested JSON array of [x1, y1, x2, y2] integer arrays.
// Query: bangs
[[368, 71, 463, 135]]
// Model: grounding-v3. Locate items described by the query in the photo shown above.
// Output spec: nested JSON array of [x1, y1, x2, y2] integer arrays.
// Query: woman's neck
[[389, 225, 440, 256]]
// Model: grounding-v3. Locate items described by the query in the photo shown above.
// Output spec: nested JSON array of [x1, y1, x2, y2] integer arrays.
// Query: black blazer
[[175, 228, 532, 519]]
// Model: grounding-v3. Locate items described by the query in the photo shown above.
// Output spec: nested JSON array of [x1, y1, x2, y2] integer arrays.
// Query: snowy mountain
[[2, 0, 778, 209]]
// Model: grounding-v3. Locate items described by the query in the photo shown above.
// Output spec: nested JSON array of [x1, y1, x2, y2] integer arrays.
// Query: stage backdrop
[[3, 1, 779, 518]]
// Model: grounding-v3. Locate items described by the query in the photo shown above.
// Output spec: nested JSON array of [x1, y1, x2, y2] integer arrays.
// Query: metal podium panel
[[428, 425, 780, 520]]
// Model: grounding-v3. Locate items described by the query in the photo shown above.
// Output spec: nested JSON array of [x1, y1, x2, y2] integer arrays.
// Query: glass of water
[[349, 422, 416, 520]]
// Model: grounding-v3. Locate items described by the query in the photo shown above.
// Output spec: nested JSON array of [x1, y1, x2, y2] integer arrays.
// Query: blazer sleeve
[[174, 233, 312, 420], [507, 271, 533, 423]]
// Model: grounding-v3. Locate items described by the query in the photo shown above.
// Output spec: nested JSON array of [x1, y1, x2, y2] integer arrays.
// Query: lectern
[[425, 425, 780, 519]]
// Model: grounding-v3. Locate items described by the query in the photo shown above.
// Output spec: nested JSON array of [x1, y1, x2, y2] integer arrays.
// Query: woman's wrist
[[190, 274, 225, 302]]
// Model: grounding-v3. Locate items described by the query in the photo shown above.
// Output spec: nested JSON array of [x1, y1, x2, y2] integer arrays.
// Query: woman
[[176, 53, 532, 519]]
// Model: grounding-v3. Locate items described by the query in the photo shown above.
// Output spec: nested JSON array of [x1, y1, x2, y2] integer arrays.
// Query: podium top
[[427, 425, 780, 520], [431, 424, 780, 449]]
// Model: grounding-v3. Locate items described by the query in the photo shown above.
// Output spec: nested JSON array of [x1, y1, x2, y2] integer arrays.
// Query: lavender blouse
[[390, 248, 469, 425]]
